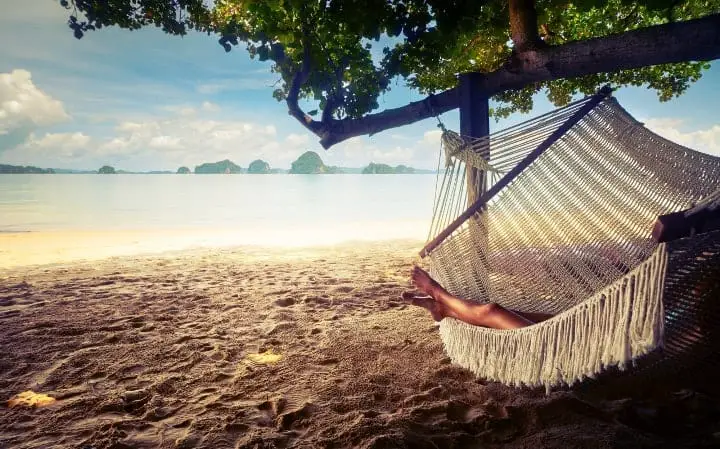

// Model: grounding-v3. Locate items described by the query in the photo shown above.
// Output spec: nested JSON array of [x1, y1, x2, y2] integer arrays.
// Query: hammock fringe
[[438, 245, 667, 391]]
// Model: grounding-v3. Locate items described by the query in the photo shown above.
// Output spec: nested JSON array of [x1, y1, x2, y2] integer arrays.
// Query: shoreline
[[0, 226, 428, 270]]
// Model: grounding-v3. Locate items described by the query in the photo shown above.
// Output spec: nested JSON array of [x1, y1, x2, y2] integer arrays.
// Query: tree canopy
[[59, 1, 720, 147]]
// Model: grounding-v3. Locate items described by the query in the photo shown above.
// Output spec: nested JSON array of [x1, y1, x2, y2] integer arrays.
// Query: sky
[[1, 1, 719, 172]]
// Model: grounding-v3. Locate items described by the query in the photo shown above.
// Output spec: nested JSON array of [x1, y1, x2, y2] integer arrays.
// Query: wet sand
[[1, 241, 719, 448]]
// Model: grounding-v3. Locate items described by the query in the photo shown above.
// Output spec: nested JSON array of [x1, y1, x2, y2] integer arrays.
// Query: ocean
[[0, 174, 438, 246]]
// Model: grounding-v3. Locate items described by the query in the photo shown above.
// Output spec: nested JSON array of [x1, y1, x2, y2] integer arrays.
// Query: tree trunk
[[509, 0, 541, 51]]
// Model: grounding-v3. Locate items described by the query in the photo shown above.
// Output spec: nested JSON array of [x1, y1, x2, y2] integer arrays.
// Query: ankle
[[430, 284, 450, 302]]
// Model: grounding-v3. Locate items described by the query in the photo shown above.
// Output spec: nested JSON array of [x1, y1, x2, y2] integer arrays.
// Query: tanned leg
[[400, 291, 446, 322], [409, 266, 534, 330]]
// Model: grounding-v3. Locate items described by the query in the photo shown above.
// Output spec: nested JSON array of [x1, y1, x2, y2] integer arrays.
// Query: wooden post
[[459, 73, 490, 205]]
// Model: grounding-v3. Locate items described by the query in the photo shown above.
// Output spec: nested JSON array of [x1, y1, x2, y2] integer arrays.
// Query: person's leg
[[409, 266, 534, 330], [514, 311, 555, 323], [403, 292, 554, 326]]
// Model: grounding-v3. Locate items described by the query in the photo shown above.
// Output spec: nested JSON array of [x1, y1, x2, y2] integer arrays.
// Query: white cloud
[[422, 129, 443, 147], [285, 133, 310, 146], [29, 132, 92, 150], [161, 101, 221, 116], [324, 131, 441, 169], [1, 96, 444, 171], [201, 101, 220, 113], [149, 135, 184, 151], [1, 132, 92, 166], [73, 112, 295, 169], [175, 106, 197, 117], [644, 118, 720, 156], [0, 69, 69, 135]]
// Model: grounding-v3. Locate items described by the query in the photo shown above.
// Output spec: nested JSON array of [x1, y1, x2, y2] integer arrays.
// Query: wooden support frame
[[419, 86, 613, 258], [459, 73, 490, 205], [652, 189, 720, 242]]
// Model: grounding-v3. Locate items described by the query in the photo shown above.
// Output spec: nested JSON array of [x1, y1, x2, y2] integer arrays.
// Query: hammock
[[421, 90, 720, 391]]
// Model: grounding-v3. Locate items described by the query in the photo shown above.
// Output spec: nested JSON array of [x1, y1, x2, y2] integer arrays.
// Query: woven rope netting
[[424, 95, 720, 389]]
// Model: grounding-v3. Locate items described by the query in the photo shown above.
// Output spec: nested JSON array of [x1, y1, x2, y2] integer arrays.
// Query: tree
[[98, 165, 116, 174], [58, 1, 720, 148], [248, 159, 271, 174], [177, 166, 191, 174]]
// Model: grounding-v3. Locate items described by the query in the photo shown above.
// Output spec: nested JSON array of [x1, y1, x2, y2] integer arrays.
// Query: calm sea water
[[0, 174, 438, 242]]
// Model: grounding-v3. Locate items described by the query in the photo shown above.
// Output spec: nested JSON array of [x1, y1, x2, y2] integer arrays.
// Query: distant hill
[[0, 164, 54, 174], [195, 159, 244, 174], [289, 151, 340, 174], [50, 168, 96, 174], [248, 159, 271, 174], [362, 163, 395, 174], [361, 163, 435, 174], [3, 161, 435, 175], [98, 165, 116, 174], [334, 167, 362, 174]]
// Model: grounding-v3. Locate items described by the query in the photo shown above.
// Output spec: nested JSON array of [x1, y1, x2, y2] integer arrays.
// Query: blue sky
[[1, 1, 719, 171]]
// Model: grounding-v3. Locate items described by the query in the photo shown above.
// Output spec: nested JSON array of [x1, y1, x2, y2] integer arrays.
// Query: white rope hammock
[[422, 92, 720, 391]]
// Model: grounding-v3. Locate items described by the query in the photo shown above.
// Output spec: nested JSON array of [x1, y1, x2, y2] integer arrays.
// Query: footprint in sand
[[264, 321, 295, 336], [274, 296, 296, 307], [276, 402, 318, 430], [304, 296, 332, 307]]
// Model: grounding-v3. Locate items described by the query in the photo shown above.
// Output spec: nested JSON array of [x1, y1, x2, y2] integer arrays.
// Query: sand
[[1, 240, 719, 449]]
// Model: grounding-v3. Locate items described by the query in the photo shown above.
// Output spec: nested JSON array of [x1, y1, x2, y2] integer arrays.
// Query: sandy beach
[[1, 239, 719, 448]]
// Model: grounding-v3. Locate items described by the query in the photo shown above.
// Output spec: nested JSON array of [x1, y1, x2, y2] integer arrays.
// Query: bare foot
[[400, 291, 446, 322], [411, 266, 444, 299]]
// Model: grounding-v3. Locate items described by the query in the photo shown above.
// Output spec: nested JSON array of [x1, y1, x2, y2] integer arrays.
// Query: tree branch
[[481, 13, 720, 93], [509, 0, 542, 51], [286, 43, 310, 119], [291, 13, 720, 149], [319, 89, 459, 148], [285, 32, 325, 136]]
